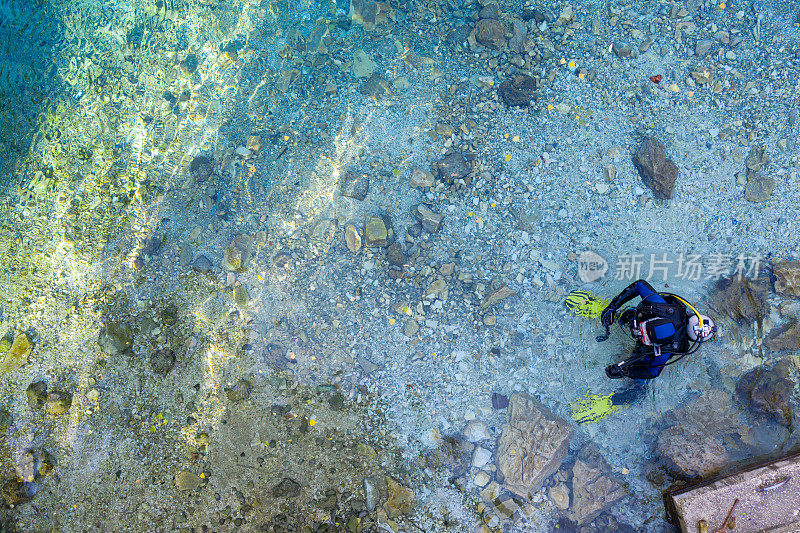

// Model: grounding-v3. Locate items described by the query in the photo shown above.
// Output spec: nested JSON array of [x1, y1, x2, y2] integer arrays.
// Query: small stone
[[404, 319, 419, 337], [435, 152, 469, 183], [176, 470, 204, 491], [691, 68, 713, 84], [188, 156, 214, 183], [695, 39, 713, 57], [352, 49, 377, 78], [481, 285, 516, 309], [479, 4, 499, 19], [612, 42, 632, 58], [328, 392, 346, 411], [150, 349, 176, 376], [393, 76, 411, 90], [386, 243, 407, 266], [474, 471, 491, 487], [464, 421, 491, 443], [46, 391, 72, 416], [98, 323, 133, 356], [0, 409, 11, 431], [234, 286, 249, 307], [272, 477, 302, 498], [492, 393, 509, 409], [179, 54, 199, 75], [553, 4, 573, 26], [191, 255, 213, 273], [412, 204, 444, 233], [549, 483, 570, 510], [235, 146, 252, 158], [364, 216, 390, 247], [745, 144, 770, 171], [744, 170, 774, 202], [472, 447, 492, 468], [246, 135, 262, 152], [226, 379, 252, 403], [344, 224, 362, 253], [364, 476, 386, 512], [474, 19, 507, 50], [385, 477, 414, 517], [410, 167, 435, 188], [1, 479, 29, 506], [222, 235, 251, 272], [426, 279, 447, 299], [0, 333, 32, 373], [26, 381, 48, 409]]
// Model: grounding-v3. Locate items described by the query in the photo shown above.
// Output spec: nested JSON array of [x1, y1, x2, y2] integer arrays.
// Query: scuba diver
[[597, 279, 716, 379]]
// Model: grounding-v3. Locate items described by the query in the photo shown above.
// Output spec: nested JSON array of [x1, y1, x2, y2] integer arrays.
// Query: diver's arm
[[601, 280, 650, 326]]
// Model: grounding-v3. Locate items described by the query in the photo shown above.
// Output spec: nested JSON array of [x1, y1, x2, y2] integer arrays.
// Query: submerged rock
[[188, 155, 213, 183], [339, 171, 370, 200], [344, 224, 362, 253], [364, 216, 391, 247], [150, 349, 176, 376], [364, 476, 386, 511], [709, 276, 767, 324], [633, 138, 678, 199], [384, 477, 414, 517], [222, 235, 251, 272], [191, 255, 213, 273], [435, 151, 469, 183], [98, 323, 133, 356], [499, 75, 538, 107], [410, 167, 435, 188], [496, 393, 573, 497], [481, 284, 516, 309], [225, 378, 251, 403], [736, 359, 795, 425], [0, 333, 32, 374], [1, 479, 29, 507], [176, 470, 203, 491], [745, 169, 774, 202], [765, 318, 800, 351], [565, 448, 626, 525], [773, 261, 800, 297], [272, 477, 301, 498], [474, 19, 507, 50], [656, 424, 729, 478], [412, 204, 444, 233], [46, 391, 72, 416]]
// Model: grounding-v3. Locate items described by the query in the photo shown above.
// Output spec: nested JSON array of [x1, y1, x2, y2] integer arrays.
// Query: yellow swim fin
[[565, 290, 609, 319], [569, 391, 628, 424]]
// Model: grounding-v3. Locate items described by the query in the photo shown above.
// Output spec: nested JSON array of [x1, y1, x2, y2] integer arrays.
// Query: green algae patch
[[0, 333, 32, 373]]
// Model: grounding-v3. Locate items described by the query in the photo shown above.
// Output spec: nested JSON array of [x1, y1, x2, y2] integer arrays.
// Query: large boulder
[[473, 19, 507, 50], [735, 359, 795, 425], [565, 448, 627, 525], [633, 138, 679, 199], [496, 393, 573, 497], [656, 424, 729, 478]]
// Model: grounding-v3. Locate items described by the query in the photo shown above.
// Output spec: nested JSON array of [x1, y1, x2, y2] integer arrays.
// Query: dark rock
[[479, 4, 500, 19], [328, 392, 345, 411], [98, 322, 133, 355], [1, 479, 29, 507], [498, 74, 538, 107], [695, 39, 713, 57], [709, 276, 767, 324], [272, 477, 302, 498], [497, 393, 573, 497], [161, 302, 179, 325], [474, 19, 507, 50], [225, 378, 252, 403], [264, 343, 289, 370], [150, 349, 176, 376], [492, 392, 509, 409], [407, 222, 423, 238], [565, 448, 627, 525], [633, 138, 679, 199], [412, 204, 444, 233], [736, 359, 795, 425], [191, 255, 213, 273], [0, 408, 11, 431], [26, 381, 48, 409], [745, 144, 770, 171], [435, 151, 469, 183], [189, 155, 214, 183], [180, 54, 199, 75], [386, 243, 407, 266], [447, 24, 473, 46], [745, 169, 774, 202], [358, 73, 391, 100]]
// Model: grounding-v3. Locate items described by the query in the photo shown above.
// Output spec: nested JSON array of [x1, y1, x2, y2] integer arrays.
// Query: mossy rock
[[0, 333, 32, 374]]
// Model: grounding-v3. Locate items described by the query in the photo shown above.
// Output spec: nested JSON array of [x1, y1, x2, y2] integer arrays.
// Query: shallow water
[[1, 0, 800, 531]]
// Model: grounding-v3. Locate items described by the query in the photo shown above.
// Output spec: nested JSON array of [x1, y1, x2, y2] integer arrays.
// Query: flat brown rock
[[633, 138, 679, 199], [496, 393, 573, 497]]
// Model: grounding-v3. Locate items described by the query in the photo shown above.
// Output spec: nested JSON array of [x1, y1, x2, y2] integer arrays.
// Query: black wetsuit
[[600, 280, 691, 379]]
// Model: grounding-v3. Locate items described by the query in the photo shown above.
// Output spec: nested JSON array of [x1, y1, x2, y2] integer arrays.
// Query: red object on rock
[[650, 74, 663, 83]]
